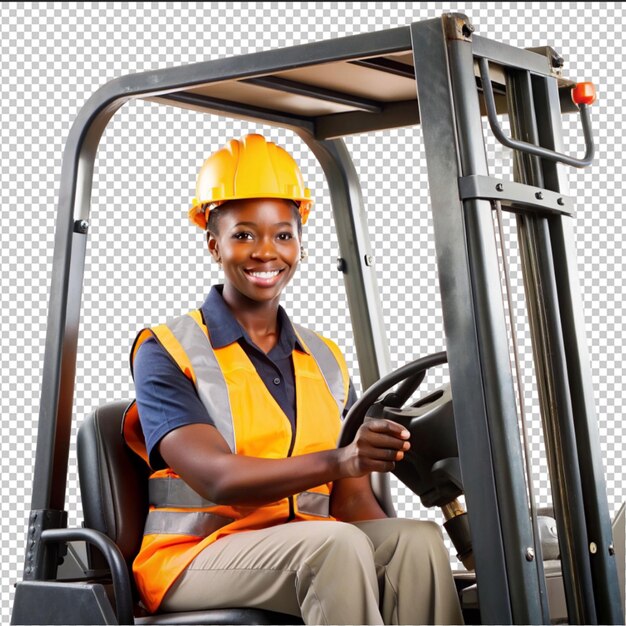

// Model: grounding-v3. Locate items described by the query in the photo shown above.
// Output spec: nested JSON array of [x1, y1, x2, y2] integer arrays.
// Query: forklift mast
[[13, 13, 623, 625]]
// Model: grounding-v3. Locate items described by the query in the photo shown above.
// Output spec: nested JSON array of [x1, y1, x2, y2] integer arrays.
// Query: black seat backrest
[[77, 401, 150, 569]]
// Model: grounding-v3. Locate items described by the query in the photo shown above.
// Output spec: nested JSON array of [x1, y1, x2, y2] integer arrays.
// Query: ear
[[207, 232, 221, 263]]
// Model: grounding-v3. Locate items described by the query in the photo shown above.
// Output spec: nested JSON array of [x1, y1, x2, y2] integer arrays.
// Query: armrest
[[41, 527, 134, 625]]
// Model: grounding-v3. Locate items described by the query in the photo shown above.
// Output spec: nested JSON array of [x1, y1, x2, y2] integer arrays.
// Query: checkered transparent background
[[2, 2, 624, 618]]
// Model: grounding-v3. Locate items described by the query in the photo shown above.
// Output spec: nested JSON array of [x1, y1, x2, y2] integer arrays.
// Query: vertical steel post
[[531, 73, 624, 625], [298, 134, 395, 515], [24, 103, 120, 580], [297, 135, 392, 387], [506, 68, 597, 623], [410, 15, 547, 623]]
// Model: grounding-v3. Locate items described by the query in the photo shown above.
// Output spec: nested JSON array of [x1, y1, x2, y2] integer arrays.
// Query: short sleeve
[[133, 336, 216, 469]]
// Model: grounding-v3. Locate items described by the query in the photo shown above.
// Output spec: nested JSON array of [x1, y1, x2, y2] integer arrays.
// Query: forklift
[[10, 12, 624, 625]]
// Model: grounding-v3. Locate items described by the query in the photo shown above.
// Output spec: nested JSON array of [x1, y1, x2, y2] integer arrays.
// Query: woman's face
[[208, 198, 302, 304]]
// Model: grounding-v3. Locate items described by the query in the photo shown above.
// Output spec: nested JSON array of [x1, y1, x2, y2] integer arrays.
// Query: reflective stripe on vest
[[165, 314, 237, 452], [144, 510, 234, 536], [293, 324, 346, 414], [296, 491, 330, 518], [149, 476, 217, 509], [149, 477, 331, 518]]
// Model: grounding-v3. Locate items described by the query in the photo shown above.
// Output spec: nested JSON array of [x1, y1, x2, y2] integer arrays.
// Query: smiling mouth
[[243, 268, 285, 285]]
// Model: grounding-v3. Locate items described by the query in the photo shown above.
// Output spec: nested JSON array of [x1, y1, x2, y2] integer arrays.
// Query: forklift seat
[[77, 400, 302, 625]]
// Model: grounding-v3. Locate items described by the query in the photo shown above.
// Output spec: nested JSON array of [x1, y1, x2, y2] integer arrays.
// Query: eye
[[233, 231, 253, 240], [277, 232, 294, 241]]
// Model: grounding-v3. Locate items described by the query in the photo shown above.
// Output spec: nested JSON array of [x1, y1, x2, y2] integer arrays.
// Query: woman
[[124, 134, 463, 624]]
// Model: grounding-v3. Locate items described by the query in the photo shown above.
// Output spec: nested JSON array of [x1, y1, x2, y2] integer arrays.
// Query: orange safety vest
[[122, 308, 350, 612]]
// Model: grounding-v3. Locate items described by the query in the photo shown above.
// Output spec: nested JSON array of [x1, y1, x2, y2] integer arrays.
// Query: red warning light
[[572, 82, 597, 106]]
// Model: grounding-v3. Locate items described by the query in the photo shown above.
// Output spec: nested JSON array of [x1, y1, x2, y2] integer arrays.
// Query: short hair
[[205, 199, 303, 239]]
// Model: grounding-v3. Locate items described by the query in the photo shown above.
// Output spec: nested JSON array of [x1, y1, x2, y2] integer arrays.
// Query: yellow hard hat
[[188, 134, 313, 229]]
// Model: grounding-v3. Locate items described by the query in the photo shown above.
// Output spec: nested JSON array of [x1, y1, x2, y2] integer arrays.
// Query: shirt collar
[[200, 284, 309, 355]]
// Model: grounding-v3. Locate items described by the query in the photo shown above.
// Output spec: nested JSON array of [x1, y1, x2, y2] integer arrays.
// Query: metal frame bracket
[[459, 175, 574, 216], [22, 509, 68, 580]]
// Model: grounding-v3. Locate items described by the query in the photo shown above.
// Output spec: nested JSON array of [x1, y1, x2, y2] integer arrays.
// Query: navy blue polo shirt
[[133, 284, 357, 468]]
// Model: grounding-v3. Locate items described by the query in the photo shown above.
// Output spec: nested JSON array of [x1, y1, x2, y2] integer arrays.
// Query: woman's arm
[[330, 475, 389, 521], [158, 419, 410, 507]]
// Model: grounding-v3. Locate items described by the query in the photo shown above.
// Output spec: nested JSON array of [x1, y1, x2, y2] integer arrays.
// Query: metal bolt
[[74, 219, 89, 234], [365, 255, 375, 267], [525, 547, 535, 561], [609, 544, 615, 556], [495, 183, 504, 192], [590, 542, 598, 554], [336, 257, 346, 272], [557, 197, 565, 206], [535, 191, 544, 200]]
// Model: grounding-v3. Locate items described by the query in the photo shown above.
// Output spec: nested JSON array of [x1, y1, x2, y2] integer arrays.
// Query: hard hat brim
[[189, 196, 313, 230]]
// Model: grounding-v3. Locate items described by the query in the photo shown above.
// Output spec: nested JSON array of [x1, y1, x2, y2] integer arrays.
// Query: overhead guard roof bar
[[115, 25, 412, 112], [350, 57, 416, 79], [147, 40, 574, 140], [242, 76, 385, 113]]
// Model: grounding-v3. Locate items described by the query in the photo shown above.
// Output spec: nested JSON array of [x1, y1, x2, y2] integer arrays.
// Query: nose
[[251, 236, 278, 261]]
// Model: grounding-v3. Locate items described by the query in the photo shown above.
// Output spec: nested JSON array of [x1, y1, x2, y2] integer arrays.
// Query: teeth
[[249, 270, 280, 278]]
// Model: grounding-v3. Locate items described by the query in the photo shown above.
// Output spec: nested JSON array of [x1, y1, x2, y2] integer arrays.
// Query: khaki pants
[[161, 518, 464, 625]]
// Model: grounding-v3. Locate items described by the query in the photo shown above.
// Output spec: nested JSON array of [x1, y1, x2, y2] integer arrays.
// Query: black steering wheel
[[338, 351, 463, 509], [338, 351, 474, 569]]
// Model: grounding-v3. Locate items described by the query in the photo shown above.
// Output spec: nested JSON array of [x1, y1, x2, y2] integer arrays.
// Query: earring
[[217, 258, 222, 268], [300, 248, 308, 261]]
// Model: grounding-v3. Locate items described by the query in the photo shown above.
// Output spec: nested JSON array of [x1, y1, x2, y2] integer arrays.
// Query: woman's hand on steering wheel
[[337, 419, 411, 478]]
